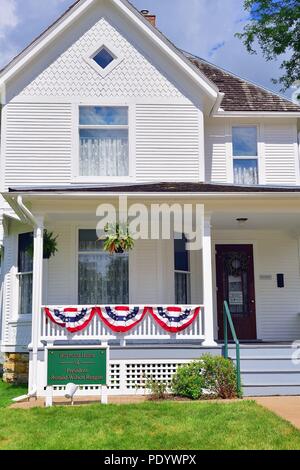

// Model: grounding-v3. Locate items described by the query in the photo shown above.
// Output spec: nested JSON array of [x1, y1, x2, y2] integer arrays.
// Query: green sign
[[47, 348, 107, 386]]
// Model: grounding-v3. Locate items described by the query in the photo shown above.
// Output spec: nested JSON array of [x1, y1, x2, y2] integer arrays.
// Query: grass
[[1, 381, 300, 450], [0, 380, 27, 409]]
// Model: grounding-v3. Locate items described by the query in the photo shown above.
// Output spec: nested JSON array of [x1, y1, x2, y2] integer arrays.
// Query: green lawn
[[0, 380, 27, 409], [0, 381, 300, 450]]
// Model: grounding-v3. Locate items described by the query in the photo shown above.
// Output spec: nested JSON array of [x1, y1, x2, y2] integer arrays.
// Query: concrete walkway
[[255, 396, 300, 429]]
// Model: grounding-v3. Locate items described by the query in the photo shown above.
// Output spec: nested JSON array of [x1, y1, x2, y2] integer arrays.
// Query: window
[[79, 106, 129, 178], [232, 127, 258, 185], [93, 48, 115, 69], [174, 235, 191, 304], [18, 233, 33, 315], [78, 230, 129, 305]]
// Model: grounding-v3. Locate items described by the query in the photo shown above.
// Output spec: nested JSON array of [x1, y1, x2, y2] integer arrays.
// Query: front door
[[216, 244, 257, 340]]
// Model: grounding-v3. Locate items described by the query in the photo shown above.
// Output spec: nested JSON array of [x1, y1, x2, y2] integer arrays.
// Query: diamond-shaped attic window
[[93, 48, 115, 69]]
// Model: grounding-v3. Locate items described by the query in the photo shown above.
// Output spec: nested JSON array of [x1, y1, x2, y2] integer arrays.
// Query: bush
[[145, 378, 168, 400], [201, 354, 238, 399], [171, 362, 205, 400], [171, 355, 239, 400]]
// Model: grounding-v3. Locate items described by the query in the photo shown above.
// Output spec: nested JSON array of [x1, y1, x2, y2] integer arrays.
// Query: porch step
[[225, 344, 300, 397]]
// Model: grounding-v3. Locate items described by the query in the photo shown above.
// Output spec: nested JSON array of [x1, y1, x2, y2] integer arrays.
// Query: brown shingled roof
[[8, 182, 300, 194], [188, 55, 300, 113], [1, 0, 300, 114]]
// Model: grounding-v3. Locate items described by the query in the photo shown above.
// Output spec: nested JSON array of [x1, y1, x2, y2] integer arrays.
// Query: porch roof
[[7, 182, 300, 195]]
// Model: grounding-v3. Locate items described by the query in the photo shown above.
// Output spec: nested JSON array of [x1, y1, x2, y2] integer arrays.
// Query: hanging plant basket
[[26, 230, 59, 260], [101, 223, 135, 255]]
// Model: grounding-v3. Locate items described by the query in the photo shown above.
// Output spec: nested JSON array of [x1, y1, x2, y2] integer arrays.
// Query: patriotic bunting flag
[[44, 307, 97, 333], [149, 306, 201, 333], [95, 306, 147, 333], [44, 305, 201, 334]]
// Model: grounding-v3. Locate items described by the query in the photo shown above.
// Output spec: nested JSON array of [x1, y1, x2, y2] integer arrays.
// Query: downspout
[[5, 195, 39, 401], [210, 92, 225, 117]]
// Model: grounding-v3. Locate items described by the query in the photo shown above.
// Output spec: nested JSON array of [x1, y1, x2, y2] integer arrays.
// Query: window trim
[[84, 42, 124, 78], [72, 102, 135, 183], [231, 124, 260, 185], [76, 227, 130, 305], [174, 234, 191, 305]]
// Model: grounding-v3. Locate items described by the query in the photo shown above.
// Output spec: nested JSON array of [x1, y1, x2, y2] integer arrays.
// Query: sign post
[[46, 346, 109, 407]]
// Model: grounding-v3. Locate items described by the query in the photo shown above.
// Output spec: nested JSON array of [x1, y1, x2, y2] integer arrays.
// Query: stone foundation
[[3, 353, 29, 384]]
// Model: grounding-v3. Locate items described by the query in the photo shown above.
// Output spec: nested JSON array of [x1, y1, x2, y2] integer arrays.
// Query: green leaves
[[26, 230, 58, 260], [236, 0, 300, 91], [102, 223, 135, 255]]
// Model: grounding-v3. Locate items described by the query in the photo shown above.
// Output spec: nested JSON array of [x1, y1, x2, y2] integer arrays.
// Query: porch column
[[202, 213, 217, 346], [28, 217, 44, 393]]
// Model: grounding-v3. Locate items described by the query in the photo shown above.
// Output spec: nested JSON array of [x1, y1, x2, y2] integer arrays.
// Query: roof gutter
[[4, 191, 300, 200], [210, 92, 225, 116], [3, 194, 38, 228]]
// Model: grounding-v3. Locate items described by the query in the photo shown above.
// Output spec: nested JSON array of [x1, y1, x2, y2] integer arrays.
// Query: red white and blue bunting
[[150, 306, 201, 333], [95, 306, 147, 333], [44, 307, 97, 333], [44, 306, 201, 334]]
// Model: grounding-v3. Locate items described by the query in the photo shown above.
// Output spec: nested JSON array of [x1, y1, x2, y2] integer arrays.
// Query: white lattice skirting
[[40, 359, 191, 397]]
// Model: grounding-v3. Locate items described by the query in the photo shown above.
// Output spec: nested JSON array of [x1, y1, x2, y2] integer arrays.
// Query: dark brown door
[[216, 244, 257, 340]]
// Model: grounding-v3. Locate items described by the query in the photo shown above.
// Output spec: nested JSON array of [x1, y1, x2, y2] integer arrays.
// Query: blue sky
[[0, 0, 292, 98]]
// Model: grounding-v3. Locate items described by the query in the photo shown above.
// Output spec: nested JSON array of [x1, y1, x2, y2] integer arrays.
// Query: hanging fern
[[102, 223, 135, 255], [26, 230, 58, 260]]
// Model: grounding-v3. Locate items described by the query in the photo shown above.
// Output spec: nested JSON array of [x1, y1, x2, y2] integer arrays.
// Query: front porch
[[2, 189, 300, 396]]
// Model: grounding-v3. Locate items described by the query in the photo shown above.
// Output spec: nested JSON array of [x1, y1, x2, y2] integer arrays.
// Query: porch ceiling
[[212, 211, 300, 231]]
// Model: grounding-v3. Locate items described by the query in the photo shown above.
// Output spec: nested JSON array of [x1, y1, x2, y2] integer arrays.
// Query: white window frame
[[174, 234, 191, 305], [84, 42, 124, 78], [72, 102, 135, 183], [231, 124, 260, 185], [76, 227, 130, 305]]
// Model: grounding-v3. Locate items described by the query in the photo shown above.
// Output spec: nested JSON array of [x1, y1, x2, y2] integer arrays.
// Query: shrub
[[145, 378, 168, 400], [201, 354, 238, 399], [171, 355, 239, 400], [171, 362, 205, 400]]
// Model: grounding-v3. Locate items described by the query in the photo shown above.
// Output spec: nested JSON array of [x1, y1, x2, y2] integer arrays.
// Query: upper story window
[[232, 127, 258, 185], [93, 48, 115, 69], [79, 106, 129, 178]]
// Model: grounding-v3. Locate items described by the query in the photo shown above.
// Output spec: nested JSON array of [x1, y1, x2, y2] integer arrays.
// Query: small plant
[[26, 230, 58, 260], [171, 362, 205, 400], [201, 354, 239, 399], [171, 355, 240, 400], [102, 223, 135, 255], [145, 377, 168, 400]]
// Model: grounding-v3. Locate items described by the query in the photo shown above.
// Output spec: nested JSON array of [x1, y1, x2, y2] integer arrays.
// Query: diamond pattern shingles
[[20, 18, 182, 98]]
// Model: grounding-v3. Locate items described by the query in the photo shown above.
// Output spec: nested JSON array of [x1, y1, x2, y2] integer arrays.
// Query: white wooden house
[[1, 0, 300, 397]]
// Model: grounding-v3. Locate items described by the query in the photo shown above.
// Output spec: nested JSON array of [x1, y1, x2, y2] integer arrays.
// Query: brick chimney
[[141, 9, 156, 27]]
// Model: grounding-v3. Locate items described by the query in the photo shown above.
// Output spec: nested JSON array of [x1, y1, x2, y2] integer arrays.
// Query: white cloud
[[0, 0, 19, 38]]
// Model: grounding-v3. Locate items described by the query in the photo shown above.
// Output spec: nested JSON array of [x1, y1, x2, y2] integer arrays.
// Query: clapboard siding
[[4, 103, 72, 189], [255, 235, 300, 341], [205, 121, 228, 182], [1, 234, 14, 345], [214, 230, 300, 342], [205, 119, 299, 185], [264, 123, 298, 185], [136, 104, 200, 181]]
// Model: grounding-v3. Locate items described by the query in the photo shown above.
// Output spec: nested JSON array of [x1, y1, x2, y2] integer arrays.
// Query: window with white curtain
[[78, 230, 129, 305], [174, 235, 191, 305], [79, 106, 129, 177], [232, 127, 259, 185], [18, 233, 33, 315]]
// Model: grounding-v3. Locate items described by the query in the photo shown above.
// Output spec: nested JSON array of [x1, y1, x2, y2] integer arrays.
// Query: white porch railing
[[40, 305, 205, 344]]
